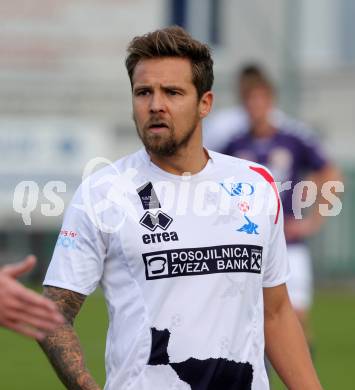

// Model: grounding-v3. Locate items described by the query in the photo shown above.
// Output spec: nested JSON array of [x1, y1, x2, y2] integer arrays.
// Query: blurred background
[[0, 0, 354, 389]]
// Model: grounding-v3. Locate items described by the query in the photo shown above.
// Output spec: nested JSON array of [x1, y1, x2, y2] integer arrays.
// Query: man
[[217, 65, 341, 340], [39, 27, 322, 389], [203, 65, 290, 152], [0, 255, 64, 339]]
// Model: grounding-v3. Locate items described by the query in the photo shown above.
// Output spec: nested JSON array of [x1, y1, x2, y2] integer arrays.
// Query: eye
[[166, 89, 180, 96], [135, 89, 150, 96]]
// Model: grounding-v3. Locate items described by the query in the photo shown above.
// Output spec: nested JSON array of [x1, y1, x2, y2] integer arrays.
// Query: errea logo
[[140, 211, 179, 244], [139, 211, 173, 231]]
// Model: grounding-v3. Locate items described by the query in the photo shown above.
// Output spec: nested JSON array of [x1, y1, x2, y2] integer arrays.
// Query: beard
[[134, 113, 199, 157]]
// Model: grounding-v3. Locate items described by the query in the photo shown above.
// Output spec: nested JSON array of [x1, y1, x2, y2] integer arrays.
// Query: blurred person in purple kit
[[209, 64, 341, 343]]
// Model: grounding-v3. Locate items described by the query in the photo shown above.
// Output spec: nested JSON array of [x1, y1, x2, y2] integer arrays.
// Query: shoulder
[[211, 152, 281, 222], [65, 150, 145, 232], [209, 150, 275, 181], [278, 118, 321, 147], [74, 149, 146, 201]]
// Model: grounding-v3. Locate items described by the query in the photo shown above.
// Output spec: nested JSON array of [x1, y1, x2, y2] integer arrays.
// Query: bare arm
[[285, 164, 343, 241], [39, 286, 101, 390], [264, 284, 322, 390], [0, 256, 64, 339]]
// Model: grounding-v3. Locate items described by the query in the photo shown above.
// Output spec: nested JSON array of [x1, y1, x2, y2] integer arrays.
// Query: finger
[[6, 309, 63, 333], [9, 284, 65, 325], [12, 301, 65, 325], [14, 283, 61, 313], [7, 321, 46, 340], [2, 255, 37, 278]]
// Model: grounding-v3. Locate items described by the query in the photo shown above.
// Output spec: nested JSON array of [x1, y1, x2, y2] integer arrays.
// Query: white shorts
[[286, 243, 313, 311]]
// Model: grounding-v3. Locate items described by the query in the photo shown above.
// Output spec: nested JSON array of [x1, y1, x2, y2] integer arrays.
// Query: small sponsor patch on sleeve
[[56, 230, 79, 250]]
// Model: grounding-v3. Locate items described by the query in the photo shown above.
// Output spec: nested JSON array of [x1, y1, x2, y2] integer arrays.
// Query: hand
[[0, 255, 64, 340], [284, 217, 319, 241]]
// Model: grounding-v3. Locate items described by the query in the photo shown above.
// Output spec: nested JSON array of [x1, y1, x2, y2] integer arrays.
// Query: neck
[[148, 128, 209, 175]]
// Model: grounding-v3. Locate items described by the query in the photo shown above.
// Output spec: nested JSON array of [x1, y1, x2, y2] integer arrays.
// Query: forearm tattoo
[[39, 287, 101, 390]]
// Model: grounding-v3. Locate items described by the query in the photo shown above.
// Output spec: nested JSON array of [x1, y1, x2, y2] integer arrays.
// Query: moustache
[[144, 117, 171, 131]]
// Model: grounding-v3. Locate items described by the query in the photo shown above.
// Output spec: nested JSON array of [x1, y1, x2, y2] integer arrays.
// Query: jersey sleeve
[[43, 184, 107, 296], [248, 164, 290, 287], [262, 200, 290, 288]]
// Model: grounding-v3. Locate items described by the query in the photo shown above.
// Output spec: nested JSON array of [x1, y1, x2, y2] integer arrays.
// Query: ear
[[199, 91, 214, 119]]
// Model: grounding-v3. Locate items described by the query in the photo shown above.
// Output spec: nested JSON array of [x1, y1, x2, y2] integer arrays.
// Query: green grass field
[[0, 289, 354, 389]]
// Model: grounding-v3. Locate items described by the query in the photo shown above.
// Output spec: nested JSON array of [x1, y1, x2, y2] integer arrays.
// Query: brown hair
[[125, 26, 214, 99], [237, 63, 274, 100]]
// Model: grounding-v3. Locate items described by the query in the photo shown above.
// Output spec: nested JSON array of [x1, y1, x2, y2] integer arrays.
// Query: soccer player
[[0, 255, 64, 339], [39, 27, 322, 389], [211, 65, 341, 341], [203, 64, 292, 151]]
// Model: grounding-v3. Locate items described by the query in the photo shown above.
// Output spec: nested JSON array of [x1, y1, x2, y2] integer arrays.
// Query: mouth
[[147, 122, 169, 133]]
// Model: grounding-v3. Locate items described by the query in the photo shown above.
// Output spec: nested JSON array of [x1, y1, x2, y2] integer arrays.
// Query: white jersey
[[44, 148, 289, 390]]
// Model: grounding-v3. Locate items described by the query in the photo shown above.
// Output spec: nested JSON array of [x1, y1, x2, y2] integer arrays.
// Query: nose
[[149, 91, 166, 113]]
